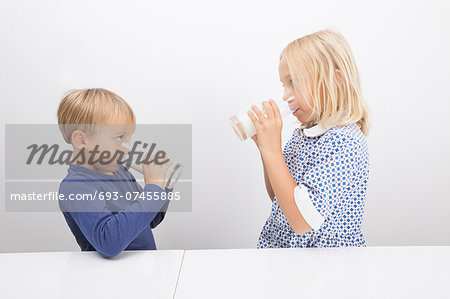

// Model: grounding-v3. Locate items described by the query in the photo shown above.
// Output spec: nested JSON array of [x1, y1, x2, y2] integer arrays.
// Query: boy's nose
[[120, 141, 132, 155]]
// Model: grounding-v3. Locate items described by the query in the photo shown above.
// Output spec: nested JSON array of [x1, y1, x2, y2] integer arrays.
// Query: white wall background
[[1, 0, 449, 252]]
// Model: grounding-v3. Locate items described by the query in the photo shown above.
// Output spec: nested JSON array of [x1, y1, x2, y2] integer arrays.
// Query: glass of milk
[[229, 96, 296, 141], [120, 140, 183, 190]]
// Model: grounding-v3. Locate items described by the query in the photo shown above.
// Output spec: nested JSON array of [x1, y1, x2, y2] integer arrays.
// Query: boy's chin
[[112, 162, 122, 170], [99, 162, 122, 173]]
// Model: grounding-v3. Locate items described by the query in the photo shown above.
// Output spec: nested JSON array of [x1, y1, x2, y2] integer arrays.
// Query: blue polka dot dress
[[257, 123, 369, 248]]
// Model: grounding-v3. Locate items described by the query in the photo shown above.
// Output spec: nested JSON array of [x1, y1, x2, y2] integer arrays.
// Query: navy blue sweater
[[58, 163, 170, 257]]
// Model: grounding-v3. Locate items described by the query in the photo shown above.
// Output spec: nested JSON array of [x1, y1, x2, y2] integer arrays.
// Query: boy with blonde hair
[[57, 88, 173, 257]]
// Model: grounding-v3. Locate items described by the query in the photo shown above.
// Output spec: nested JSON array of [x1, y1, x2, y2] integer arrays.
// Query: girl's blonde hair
[[281, 29, 370, 135], [57, 88, 136, 144]]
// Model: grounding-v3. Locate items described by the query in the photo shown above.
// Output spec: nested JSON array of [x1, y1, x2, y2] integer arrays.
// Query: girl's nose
[[283, 92, 295, 102], [282, 88, 293, 102]]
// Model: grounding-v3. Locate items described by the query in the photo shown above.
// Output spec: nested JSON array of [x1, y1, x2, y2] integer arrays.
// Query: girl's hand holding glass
[[247, 99, 283, 156]]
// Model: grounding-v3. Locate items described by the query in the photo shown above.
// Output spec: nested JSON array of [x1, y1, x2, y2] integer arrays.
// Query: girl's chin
[[294, 110, 313, 124], [293, 109, 303, 121]]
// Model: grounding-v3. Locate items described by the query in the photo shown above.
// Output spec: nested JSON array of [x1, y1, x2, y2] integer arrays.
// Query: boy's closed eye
[[115, 135, 127, 144], [115, 134, 133, 147]]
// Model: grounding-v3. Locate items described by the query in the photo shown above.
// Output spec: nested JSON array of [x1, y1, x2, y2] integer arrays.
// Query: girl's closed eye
[[282, 80, 293, 88]]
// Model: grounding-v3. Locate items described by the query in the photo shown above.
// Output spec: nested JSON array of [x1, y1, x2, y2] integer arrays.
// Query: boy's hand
[[247, 99, 283, 157], [142, 153, 174, 189]]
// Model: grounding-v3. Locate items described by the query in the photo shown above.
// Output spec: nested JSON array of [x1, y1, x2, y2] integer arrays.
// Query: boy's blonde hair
[[281, 29, 370, 135], [57, 88, 136, 144]]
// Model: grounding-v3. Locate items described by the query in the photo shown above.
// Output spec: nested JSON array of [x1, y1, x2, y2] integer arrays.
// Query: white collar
[[301, 123, 330, 137]]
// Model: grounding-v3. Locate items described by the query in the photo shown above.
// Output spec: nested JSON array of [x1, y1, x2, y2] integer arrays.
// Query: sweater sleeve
[[59, 180, 168, 257], [150, 200, 169, 229], [131, 179, 172, 229], [149, 187, 173, 229]]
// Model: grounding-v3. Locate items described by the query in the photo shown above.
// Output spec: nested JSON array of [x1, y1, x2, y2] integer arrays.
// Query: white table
[[1, 247, 449, 299], [0, 250, 184, 299], [174, 246, 450, 298]]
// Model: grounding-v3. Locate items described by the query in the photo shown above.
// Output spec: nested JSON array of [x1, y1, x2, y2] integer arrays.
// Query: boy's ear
[[335, 69, 344, 85], [71, 130, 87, 149]]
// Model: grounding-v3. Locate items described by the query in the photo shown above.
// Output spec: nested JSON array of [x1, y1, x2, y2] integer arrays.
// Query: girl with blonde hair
[[248, 29, 370, 247]]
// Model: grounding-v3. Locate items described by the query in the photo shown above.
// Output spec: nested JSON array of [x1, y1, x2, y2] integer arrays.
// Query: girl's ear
[[335, 69, 344, 85], [71, 130, 87, 149]]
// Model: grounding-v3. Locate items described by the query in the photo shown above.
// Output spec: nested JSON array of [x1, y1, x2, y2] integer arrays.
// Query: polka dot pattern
[[257, 123, 369, 248]]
